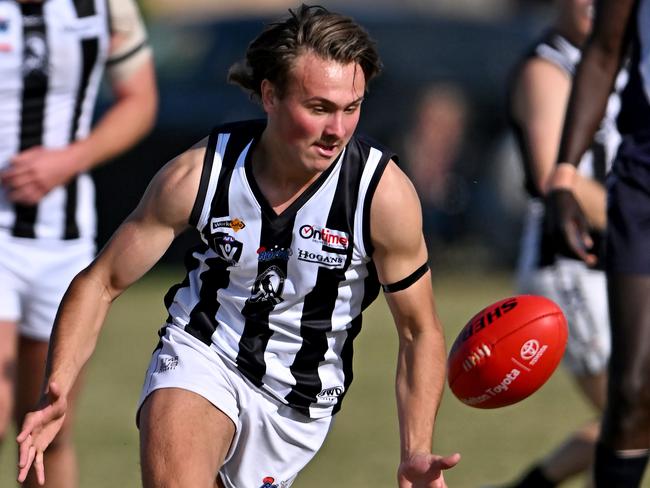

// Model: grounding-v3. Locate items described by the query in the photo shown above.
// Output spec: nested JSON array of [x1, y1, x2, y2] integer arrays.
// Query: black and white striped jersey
[[0, 0, 148, 240], [509, 31, 626, 268], [163, 120, 393, 419]]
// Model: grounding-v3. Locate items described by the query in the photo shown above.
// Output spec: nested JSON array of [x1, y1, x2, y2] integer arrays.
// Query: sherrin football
[[447, 295, 568, 409]]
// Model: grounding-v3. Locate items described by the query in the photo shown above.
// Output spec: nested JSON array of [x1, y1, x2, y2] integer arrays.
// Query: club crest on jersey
[[23, 32, 49, 77], [247, 265, 285, 307], [299, 224, 349, 251], [211, 232, 243, 266], [210, 217, 246, 233]]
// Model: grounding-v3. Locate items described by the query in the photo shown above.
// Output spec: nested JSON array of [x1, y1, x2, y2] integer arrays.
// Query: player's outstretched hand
[[16, 382, 68, 486], [545, 188, 597, 266], [398, 451, 461, 488]]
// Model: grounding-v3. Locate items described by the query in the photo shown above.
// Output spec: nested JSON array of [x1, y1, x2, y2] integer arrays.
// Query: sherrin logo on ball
[[447, 295, 568, 409]]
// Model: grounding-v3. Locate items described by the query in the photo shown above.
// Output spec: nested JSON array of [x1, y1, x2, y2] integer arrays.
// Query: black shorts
[[606, 154, 650, 274]]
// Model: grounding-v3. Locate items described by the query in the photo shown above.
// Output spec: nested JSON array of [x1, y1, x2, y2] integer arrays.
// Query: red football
[[447, 295, 568, 409]]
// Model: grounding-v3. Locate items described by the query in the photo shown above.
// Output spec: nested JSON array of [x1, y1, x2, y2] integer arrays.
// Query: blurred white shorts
[[0, 232, 94, 341], [137, 325, 334, 488], [517, 258, 610, 376]]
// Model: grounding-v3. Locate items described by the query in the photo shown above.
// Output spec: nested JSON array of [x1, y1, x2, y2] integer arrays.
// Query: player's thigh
[[139, 387, 235, 488], [0, 322, 18, 436]]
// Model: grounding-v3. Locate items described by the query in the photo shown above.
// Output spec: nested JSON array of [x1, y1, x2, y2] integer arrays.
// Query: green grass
[[1, 267, 647, 487]]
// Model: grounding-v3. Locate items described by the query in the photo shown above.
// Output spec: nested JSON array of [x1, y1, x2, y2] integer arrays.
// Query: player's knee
[[609, 374, 650, 433]]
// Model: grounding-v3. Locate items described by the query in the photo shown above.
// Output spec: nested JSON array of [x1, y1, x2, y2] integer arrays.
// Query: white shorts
[[137, 325, 334, 488], [517, 258, 610, 376], [0, 232, 95, 341]]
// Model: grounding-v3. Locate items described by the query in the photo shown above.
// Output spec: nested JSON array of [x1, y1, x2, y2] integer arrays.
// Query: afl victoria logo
[[520, 339, 540, 361]]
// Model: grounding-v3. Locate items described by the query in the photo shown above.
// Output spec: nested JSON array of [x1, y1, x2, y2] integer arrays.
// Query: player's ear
[[261, 79, 277, 113]]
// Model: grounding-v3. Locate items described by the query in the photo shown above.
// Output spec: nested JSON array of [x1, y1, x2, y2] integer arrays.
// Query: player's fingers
[[17, 445, 35, 482], [437, 452, 461, 470], [35, 449, 45, 485]]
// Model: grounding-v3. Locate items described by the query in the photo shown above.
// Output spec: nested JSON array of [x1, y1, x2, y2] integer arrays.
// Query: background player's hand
[[545, 188, 597, 266], [16, 381, 68, 486], [398, 451, 461, 487], [1, 145, 88, 205]]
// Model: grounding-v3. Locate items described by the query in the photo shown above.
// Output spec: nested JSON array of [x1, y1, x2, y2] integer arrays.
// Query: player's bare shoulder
[[371, 160, 422, 238], [370, 159, 424, 260], [139, 137, 208, 231]]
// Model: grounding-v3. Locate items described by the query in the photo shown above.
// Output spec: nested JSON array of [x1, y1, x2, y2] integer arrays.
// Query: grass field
[[1, 266, 648, 487]]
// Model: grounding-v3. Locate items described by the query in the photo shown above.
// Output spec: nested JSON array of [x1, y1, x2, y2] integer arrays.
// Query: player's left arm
[[371, 160, 460, 487], [3, 0, 157, 205]]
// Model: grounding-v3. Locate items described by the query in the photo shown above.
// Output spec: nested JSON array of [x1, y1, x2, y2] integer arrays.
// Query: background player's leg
[[15, 336, 83, 488], [139, 388, 236, 488], [594, 273, 650, 486], [0, 322, 17, 443]]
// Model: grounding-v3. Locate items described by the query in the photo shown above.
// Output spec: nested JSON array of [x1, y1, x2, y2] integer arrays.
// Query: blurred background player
[[498, 0, 626, 486], [401, 83, 471, 252], [546, 0, 650, 485], [0, 0, 156, 486]]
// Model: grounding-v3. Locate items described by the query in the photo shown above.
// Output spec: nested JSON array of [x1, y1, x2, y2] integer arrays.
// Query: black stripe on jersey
[[237, 212, 296, 387], [72, 0, 97, 17], [333, 260, 381, 415], [284, 140, 366, 413], [183, 133, 249, 345], [164, 241, 208, 324], [13, 3, 48, 238], [63, 38, 99, 240], [189, 130, 220, 227]]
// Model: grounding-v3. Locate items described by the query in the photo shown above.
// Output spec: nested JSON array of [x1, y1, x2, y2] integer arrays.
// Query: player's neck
[[251, 133, 322, 215]]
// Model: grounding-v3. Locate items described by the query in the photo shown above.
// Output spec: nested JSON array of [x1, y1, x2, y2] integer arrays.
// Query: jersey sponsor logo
[[211, 232, 243, 266], [257, 245, 292, 262], [247, 265, 285, 307], [317, 385, 344, 402], [299, 224, 349, 250], [259, 477, 278, 488], [297, 249, 345, 268], [210, 217, 245, 233]]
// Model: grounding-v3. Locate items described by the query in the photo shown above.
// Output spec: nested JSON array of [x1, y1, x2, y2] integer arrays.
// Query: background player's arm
[[513, 58, 606, 229], [553, 0, 636, 188], [2, 0, 157, 205], [16, 140, 207, 484], [371, 161, 459, 486]]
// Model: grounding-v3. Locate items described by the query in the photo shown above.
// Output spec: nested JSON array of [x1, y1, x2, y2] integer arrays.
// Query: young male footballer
[[17, 5, 460, 487]]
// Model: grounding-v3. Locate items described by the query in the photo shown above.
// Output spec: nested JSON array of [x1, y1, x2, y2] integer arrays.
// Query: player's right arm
[[512, 57, 606, 230], [16, 138, 208, 485], [547, 0, 637, 263]]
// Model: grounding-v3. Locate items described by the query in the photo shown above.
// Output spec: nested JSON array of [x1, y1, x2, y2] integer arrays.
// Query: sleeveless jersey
[[508, 31, 625, 269], [0, 0, 148, 240], [163, 120, 392, 419]]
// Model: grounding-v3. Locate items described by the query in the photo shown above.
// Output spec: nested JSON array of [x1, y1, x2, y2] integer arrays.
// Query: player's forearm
[[557, 45, 622, 168], [395, 328, 446, 459], [44, 268, 114, 398], [72, 77, 157, 173], [574, 175, 607, 230]]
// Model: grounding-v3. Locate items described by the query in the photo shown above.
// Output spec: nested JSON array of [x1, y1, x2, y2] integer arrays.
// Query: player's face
[[262, 51, 366, 174]]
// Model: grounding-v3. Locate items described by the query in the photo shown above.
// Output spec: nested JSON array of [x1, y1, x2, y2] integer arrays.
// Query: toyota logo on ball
[[520, 339, 540, 360]]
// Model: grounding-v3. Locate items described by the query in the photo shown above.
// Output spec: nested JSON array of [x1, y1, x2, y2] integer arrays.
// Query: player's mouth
[[314, 141, 339, 158]]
